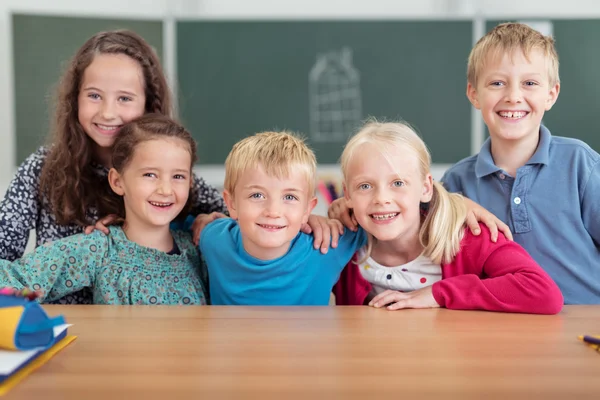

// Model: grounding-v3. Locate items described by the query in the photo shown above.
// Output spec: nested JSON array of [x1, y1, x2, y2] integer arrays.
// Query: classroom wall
[[4, 0, 600, 198]]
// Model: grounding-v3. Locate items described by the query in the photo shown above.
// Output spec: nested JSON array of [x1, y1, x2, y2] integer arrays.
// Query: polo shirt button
[[514, 197, 521, 205], [499, 173, 506, 180], [386, 274, 392, 280]]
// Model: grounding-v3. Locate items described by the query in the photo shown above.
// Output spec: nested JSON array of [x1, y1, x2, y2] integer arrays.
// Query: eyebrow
[[243, 185, 303, 192]]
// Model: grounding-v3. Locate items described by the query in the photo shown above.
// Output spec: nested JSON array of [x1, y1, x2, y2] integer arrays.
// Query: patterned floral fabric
[[0, 146, 225, 304], [0, 226, 208, 305]]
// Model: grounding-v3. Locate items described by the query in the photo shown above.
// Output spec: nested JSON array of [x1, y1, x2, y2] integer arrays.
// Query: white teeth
[[96, 124, 119, 131], [371, 213, 398, 221], [498, 111, 526, 119], [149, 201, 172, 207], [260, 224, 284, 229]]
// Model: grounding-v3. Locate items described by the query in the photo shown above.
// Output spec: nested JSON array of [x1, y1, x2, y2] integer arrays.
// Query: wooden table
[[6, 305, 600, 399]]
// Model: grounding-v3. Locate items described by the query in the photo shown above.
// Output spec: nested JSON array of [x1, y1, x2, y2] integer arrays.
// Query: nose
[[505, 83, 523, 103], [373, 187, 391, 205], [100, 100, 117, 120], [264, 198, 282, 217], [156, 178, 173, 195]]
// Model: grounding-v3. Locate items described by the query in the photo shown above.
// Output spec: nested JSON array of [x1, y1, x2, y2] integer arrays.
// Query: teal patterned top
[[0, 226, 208, 305]]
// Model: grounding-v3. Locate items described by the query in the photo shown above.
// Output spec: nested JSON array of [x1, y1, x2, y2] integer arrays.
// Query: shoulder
[[549, 135, 600, 163], [199, 218, 237, 248], [171, 229, 196, 251], [455, 223, 508, 257], [15, 146, 50, 176], [442, 154, 479, 180]]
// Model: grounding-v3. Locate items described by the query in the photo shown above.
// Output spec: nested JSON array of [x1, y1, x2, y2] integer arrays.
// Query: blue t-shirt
[[199, 218, 367, 305], [442, 125, 600, 304]]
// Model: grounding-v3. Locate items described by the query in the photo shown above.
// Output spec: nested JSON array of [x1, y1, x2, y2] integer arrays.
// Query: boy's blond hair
[[224, 131, 317, 196], [341, 120, 467, 265], [468, 22, 559, 87]]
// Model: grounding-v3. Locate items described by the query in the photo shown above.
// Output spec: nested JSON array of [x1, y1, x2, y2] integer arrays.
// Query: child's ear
[[301, 196, 318, 225], [420, 174, 434, 203], [223, 190, 238, 220], [108, 168, 125, 196], [545, 82, 560, 111], [466, 82, 481, 109], [343, 183, 353, 208]]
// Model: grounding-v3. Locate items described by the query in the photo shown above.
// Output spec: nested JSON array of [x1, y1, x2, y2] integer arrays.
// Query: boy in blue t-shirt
[[442, 22, 600, 304], [198, 131, 366, 305]]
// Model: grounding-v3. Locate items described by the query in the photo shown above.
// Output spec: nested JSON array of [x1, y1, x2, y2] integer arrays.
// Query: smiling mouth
[[94, 123, 122, 132], [370, 212, 399, 221], [497, 111, 528, 119], [257, 223, 286, 230], [149, 201, 173, 208]]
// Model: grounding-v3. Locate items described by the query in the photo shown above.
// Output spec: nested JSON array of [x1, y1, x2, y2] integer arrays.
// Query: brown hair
[[468, 22, 560, 87], [102, 113, 197, 220], [39, 29, 173, 226]]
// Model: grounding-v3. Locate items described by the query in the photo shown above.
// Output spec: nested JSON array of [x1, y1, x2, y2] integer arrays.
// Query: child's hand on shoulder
[[369, 286, 440, 311], [327, 198, 358, 232], [301, 214, 344, 254], [84, 214, 122, 235], [192, 212, 227, 245], [463, 197, 513, 242]]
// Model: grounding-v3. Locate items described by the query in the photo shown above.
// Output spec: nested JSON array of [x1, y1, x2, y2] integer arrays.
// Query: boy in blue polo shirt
[[441, 22, 600, 304], [198, 131, 366, 305]]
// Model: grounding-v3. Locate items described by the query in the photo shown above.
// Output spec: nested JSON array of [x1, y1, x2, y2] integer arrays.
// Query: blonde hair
[[224, 131, 317, 196], [467, 22, 559, 87], [341, 120, 467, 264]]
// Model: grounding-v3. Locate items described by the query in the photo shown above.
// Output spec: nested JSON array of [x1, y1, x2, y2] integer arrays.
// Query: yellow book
[[0, 325, 76, 395]]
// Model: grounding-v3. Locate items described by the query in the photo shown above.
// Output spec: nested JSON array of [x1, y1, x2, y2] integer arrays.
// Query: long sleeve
[[432, 225, 564, 314], [0, 149, 46, 260], [189, 173, 227, 215], [0, 231, 108, 303]]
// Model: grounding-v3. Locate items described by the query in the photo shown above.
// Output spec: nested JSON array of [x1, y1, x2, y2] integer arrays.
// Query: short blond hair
[[224, 131, 317, 196], [341, 120, 467, 265], [468, 22, 559, 87]]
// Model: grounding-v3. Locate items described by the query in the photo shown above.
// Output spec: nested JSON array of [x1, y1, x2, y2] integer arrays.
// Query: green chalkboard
[[486, 20, 600, 152], [177, 21, 473, 164], [12, 14, 163, 164]]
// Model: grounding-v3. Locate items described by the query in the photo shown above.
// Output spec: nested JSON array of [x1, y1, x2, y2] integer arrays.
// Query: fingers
[[369, 290, 406, 308], [483, 217, 499, 242], [84, 225, 95, 235], [465, 212, 481, 236], [329, 220, 343, 248], [497, 220, 513, 241], [299, 223, 313, 234]]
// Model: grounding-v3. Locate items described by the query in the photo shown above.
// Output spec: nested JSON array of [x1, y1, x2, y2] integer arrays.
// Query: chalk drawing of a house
[[309, 47, 362, 142]]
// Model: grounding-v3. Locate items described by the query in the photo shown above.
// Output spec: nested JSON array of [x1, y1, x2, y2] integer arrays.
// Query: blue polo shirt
[[199, 218, 367, 305], [442, 126, 600, 304]]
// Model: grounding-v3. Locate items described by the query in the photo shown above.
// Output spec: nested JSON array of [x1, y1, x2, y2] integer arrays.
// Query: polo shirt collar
[[474, 125, 552, 178]]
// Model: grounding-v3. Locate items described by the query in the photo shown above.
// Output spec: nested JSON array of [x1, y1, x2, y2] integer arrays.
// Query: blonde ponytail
[[420, 181, 467, 264]]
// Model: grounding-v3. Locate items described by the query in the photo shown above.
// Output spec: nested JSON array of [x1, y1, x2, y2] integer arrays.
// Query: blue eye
[[88, 93, 100, 100], [392, 180, 405, 187], [284, 194, 298, 201], [119, 96, 133, 102], [358, 183, 371, 190], [250, 193, 264, 199], [490, 81, 504, 87]]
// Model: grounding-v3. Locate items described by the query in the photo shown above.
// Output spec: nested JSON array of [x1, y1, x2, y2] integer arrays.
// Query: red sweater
[[333, 224, 564, 314]]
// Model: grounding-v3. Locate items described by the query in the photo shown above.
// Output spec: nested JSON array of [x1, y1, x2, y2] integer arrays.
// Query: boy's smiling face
[[467, 48, 560, 146], [223, 163, 317, 261]]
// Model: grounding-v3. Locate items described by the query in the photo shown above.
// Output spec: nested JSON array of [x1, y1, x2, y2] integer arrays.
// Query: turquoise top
[[0, 226, 208, 305]]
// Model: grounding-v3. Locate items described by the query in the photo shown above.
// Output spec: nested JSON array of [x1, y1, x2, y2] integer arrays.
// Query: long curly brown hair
[[104, 114, 197, 221], [39, 29, 173, 226]]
